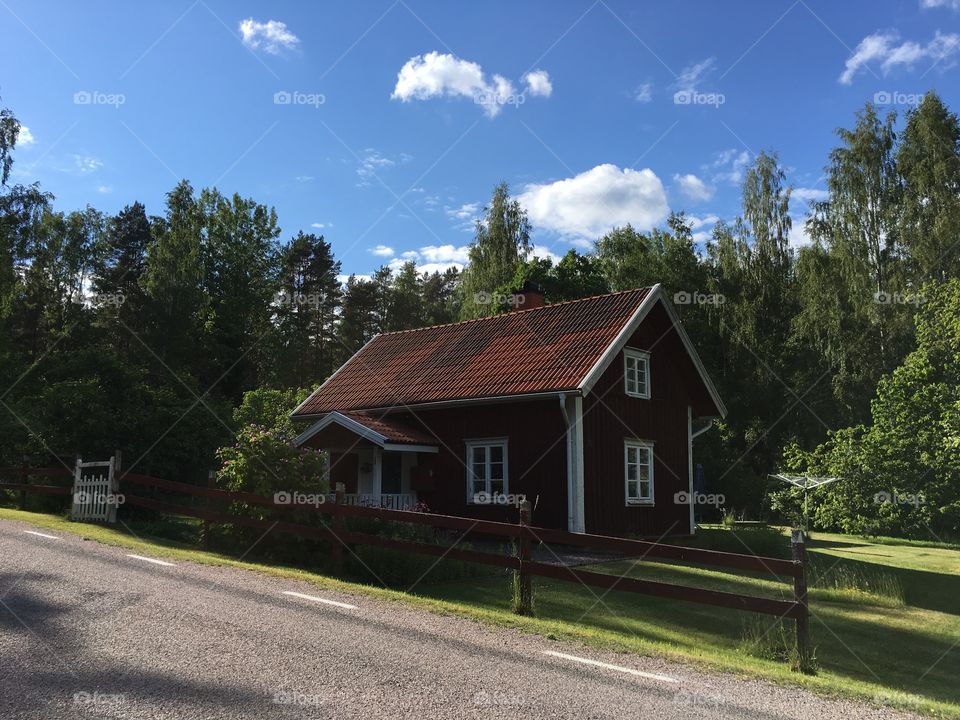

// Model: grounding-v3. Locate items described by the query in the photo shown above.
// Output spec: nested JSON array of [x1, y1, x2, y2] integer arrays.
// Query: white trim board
[[294, 411, 438, 453]]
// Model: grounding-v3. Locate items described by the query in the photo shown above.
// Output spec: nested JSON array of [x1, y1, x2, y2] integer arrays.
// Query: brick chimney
[[510, 280, 545, 311]]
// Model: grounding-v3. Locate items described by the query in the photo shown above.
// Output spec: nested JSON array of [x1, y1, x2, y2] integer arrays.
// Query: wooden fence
[[0, 468, 812, 670]]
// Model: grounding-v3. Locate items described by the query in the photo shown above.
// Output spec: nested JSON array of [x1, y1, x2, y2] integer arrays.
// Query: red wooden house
[[291, 284, 725, 537]]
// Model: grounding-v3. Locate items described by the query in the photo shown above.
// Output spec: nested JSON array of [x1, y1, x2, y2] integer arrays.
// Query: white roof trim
[[578, 284, 727, 419], [293, 411, 439, 452], [294, 412, 384, 447], [579, 284, 661, 395]]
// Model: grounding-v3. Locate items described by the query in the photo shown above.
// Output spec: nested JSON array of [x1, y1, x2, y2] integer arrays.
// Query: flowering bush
[[216, 423, 327, 499]]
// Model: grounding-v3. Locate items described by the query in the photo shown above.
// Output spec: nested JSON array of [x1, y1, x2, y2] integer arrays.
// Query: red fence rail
[[0, 468, 812, 669]]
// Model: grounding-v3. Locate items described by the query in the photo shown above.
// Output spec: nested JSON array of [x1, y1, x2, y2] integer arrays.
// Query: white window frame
[[465, 438, 509, 503], [624, 348, 651, 399], [624, 439, 654, 506]]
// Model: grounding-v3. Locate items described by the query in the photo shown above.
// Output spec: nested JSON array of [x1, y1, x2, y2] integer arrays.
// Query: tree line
[[1, 92, 958, 538]]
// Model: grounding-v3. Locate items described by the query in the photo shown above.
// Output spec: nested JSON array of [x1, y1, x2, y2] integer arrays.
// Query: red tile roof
[[337, 411, 437, 445], [293, 287, 653, 416]]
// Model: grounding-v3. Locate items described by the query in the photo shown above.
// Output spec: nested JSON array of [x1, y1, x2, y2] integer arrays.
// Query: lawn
[[2, 508, 958, 718]]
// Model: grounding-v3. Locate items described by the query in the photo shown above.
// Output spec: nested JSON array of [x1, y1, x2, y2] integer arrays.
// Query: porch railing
[[337, 493, 417, 510]]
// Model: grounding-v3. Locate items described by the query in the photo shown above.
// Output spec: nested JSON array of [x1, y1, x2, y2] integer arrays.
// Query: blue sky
[[3, 0, 959, 278]]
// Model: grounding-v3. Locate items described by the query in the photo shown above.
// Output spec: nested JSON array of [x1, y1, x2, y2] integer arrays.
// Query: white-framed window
[[624, 439, 654, 505], [466, 438, 508, 502], [624, 348, 650, 398]]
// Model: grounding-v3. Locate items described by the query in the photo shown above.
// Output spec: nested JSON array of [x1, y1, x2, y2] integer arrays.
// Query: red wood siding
[[387, 400, 568, 528], [581, 303, 704, 537]]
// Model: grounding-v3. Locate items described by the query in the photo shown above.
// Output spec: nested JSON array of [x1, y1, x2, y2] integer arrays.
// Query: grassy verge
[[2, 508, 957, 718]]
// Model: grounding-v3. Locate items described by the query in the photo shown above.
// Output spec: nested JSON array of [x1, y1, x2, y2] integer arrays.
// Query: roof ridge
[[377, 286, 654, 337]]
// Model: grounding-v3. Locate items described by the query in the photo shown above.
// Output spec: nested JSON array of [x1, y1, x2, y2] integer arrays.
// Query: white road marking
[[282, 591, 357, 609], [23, 530, 59, 540], [542, 650, 678, 683], [126, 554, 175, 567]]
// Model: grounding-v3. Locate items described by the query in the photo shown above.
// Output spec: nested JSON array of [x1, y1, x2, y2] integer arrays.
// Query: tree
[[337, 274, 382, 359], [271, 232, 342, 388], [141, 180, 206, 369], [898, 92, 960, 283], [459, 182, 531, 318]]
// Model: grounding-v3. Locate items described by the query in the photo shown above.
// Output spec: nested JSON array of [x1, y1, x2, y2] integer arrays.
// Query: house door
[[381, 451, 402, 494]]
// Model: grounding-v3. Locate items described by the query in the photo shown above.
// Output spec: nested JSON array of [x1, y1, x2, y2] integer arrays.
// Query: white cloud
[[839, 30, 960, 84], [709, 148, 751, 184], [72, 155, 102, 174], [792, 187, 829, 204], [96, 185, 111, 193], [530, 244, 563, 263], [921, 0, 960, 9], [633, 82, 653, 103], [370, 245, 394, 257], [675, 57, 716, 91], [391, 51, 547, 117], [673, 173, 714, 202], [310, 222, 331, 229], [295, 175, 314, 182], [239, 18, 299, 55], [391, 244, 470, 274], [686, 213, 720, 230], [523, 69, 553, 97], [18, 126, 35, 147], [789, 221, 813, 249], [518, 164, 669, 240], [356, 148, 410, 185]]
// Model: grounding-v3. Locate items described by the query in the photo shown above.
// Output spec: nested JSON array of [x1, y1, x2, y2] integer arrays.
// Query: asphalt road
[[0, 518, 918, 720]]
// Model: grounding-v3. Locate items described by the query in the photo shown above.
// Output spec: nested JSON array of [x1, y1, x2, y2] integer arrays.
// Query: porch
[[295, 410, 438, 510]]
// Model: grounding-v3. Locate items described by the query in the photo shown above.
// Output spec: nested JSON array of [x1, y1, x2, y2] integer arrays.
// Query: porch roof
[[294, 410, 439, 452]]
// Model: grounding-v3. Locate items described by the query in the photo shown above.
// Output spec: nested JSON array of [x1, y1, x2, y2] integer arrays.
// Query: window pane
[[490, 479, 504, 495], [626, 463, 637, 481], [639, 481, 651, 499], [626, 446, 637, 464], [627, 480, 638, 498], [489, 461, 504, 480], [489, 445, 503, 463], [472, 447, 486, 464], [472, 461, 485, 480], [472, 479, 486, 494]]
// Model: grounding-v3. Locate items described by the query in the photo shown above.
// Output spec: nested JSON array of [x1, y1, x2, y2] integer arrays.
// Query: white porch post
[[373, 447, 383, 500]]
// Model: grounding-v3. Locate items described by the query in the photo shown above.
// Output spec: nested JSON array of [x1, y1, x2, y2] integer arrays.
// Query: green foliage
[[460, 182, 531, 319], [786, 280, 960, 538]]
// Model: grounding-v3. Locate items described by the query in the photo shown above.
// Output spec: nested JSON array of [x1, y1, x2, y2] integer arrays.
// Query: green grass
[[3, 508, 958, 718]]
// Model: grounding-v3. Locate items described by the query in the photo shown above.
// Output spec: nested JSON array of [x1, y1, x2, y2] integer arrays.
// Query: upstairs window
[[624, 348, 650, 398], [466, 439, 508, 501], [625, 440, 654, 504]]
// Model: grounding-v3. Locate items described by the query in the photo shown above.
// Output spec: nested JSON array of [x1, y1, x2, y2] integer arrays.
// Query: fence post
[[792, 528, 813, 672], [330, 482, 345, 576], [201, 470, 214, 550], [514, 499, 534, 616], [19, 455, 28, 510]]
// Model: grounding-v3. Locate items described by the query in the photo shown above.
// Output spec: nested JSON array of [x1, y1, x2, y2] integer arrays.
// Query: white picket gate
[[71, 457, 119, 523]]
